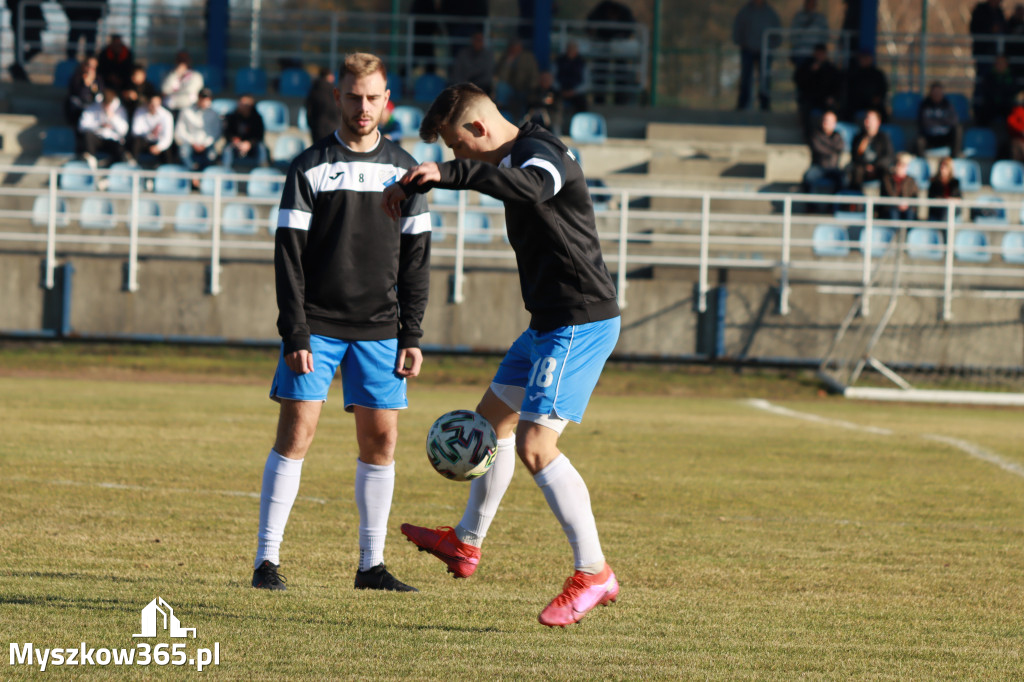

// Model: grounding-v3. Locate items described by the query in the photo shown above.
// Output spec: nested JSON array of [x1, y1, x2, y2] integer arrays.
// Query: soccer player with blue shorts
[[251, 53, 431, 593], [381, 83, 620, 627]]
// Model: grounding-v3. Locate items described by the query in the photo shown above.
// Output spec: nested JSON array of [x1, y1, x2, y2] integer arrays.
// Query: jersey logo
[[329, 171, 344, 180], [528, 391, 546, 402]]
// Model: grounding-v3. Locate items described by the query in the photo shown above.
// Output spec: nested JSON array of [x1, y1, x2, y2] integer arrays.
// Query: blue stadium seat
[[905, 156, 931, 187], [174, 201, 210, 233], [194, 64, 224, 92], [246, 168, 285, 198], [273, 134, 306, 171], [222, 203, 258, 235], [858, 226, 896, 257], [255, 99, 289, 132], [947, 93, 971, 123], [79, 197, 117, 229], [146, 63, 172, 88], [989, 160, 1024, 192], [891, 91, 922, 121], [59, 160, 94, 191], [387, 73, 404, 98], [136, 199, 163, 231], [430, 188, 460, 205], [971, 195, 1007, 225], [568, 146, 582, 167], [833, 121, 858, 153], [390, 105, 425, 140], [954, 229, 991, 262], [43, 126, 77, 156], [53, 59, 79, 88], [235, 67, 268, 95], [31, 196, 69, 227], [494, 81, 514, 107], [412, 141, 444, 164], [430, 212, 446, 243], [478, 191, 503, 208], [1001, 231, 1024, 264], [963, 127, 997, 159], [210, 98, 236, 117], [155, 165, 192, 195], [569, 112, 608, 144], [906, 228, 944, 260], [952, 158, 983, 192], [106, 162, 136, 194], [267, 205, 280, 235], [413, 73, 446, 103], [463, 211, 492, 244], [812, 224, 850, 257], [587, 177, 612, 212], [278, 68, 311, 97], [880, 123, 906, 152], [199, 166, 238, 196], [833, 189, 866, 220]]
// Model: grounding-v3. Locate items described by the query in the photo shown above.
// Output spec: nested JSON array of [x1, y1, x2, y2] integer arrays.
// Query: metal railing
[[2, 163, 1023, 324]]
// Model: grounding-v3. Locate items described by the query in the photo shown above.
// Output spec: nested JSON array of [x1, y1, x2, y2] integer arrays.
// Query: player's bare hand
[[401, 162, 441, 186], [381, 183, 408, 220], [285, 349, 314, 374], [396, 347, 423, 378]]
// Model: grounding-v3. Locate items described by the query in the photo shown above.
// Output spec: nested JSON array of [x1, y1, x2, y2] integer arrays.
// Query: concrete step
[[646, 122, 765, 145]]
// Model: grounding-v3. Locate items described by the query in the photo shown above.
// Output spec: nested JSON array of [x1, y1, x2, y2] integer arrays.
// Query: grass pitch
[[1, 344, 1022, 680]]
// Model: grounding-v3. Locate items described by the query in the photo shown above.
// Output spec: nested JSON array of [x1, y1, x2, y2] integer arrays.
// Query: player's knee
[[514, 429, 558, 474]]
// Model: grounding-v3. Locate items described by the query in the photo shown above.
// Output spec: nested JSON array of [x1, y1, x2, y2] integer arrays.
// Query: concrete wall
[[1, 251, 1022, 369]]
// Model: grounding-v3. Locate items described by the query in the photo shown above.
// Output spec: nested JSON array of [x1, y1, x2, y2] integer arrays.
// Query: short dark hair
[[420, 83, 491, 143]]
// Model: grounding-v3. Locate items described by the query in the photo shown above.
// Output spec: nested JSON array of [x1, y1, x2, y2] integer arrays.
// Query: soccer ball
[[425, 410, 497, 481]]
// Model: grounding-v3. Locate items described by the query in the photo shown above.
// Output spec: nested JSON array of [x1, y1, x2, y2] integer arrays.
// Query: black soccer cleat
[[252, 560, 287, 590], [354, 564, 418, 592]]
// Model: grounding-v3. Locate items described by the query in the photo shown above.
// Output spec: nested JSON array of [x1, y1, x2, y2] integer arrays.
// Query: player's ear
[[469, 119, 486, 138]]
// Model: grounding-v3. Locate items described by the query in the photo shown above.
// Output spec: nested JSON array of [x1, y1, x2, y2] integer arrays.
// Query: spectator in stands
[[175, 88, 221, 174], [96, 34, 133, 92], [793, 43, 842, 138], [789, 0, 829, 68], [1006, 4, 1024, 79], [380, 100, 400, 139], [65, 56, 103, 129], [970, 0, 1007, 95], [60, 0, 105, 60], [162, 50, 205, 118], [440, 0, 489, 58], [977, 54, 1017, 126], [844, 50, 889, 122], [880, 152, 919, 221], [732, 0, 782, 111], [6, 0, 45, 81], [850, 108, 893, 189], [121, 64, 159, 129], [305, 68, 341, 143], [916, 82, 963, 158], [525, 71, 559, 131], [1005, 90, 1024, 160], [555, 41, 588, 126], [78, 87, 128, 167], [129, 93, 175, 166], [926, 156, 962, 222], [803, 109, 845, 193], [496, 39, 539, 120], [410, 0, 439, 73], [222, 93, 267, 169], [449, 31, 495, 94]]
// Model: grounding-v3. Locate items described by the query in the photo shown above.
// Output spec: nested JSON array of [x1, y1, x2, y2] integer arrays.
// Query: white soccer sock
[[355, 459, 395, 572], [533, 454, 605, 574], [255, 450, 304, 569], [455, 436, 516, 547]]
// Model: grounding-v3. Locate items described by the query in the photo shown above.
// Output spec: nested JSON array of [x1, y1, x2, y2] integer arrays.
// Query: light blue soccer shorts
[[491, 316, 620, 430], [270, 334, 407, 411]]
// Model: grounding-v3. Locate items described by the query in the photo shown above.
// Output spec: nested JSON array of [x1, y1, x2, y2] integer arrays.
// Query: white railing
[[1, 163, 1023, 324]]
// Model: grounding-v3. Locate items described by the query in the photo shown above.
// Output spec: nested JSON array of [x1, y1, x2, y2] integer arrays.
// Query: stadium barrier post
[[698, 193, 710, 313], [943, 200, 955, 321], [45, 167, 57, 290], [779, 196, 791, 315], [862, 196, 874, 317], [616, 189, 629, 308], [209, 176, 223, 296], [453, 191, 466, 304], [127, 171, 140, 292]]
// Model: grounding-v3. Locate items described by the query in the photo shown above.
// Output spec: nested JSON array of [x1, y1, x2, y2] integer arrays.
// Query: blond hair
[[341, 52, 387, 81]]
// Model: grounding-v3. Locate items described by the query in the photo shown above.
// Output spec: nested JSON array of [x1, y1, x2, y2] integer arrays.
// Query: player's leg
[[252, 337, 341, 590], [345, 340, 417, 592], [401, 333, 531, 577]]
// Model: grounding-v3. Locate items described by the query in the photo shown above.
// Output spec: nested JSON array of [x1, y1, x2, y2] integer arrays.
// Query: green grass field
[[1, 344, 1022, 680]]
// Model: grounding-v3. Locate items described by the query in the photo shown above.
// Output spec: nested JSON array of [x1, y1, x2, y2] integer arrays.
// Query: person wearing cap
[[175, 87, 222, 173]]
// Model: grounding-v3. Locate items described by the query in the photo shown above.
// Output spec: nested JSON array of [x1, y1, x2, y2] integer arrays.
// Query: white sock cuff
[[496, 436, 515, 448], [533, 454, 570, 488], [270, 449, 304, 475], [356, 459, 395, 477]]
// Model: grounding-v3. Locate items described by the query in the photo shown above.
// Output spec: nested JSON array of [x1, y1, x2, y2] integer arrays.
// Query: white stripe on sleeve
[[400, 213, 432, 235], [520, 157, 563, 195], [278, 208, 312, 231]]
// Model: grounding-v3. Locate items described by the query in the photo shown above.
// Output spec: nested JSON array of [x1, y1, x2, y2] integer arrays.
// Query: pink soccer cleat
[[400, 524, 481, 579], [538, 564, 619, 627]]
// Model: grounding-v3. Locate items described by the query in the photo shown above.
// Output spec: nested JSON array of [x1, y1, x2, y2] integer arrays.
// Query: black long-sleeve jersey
[[404, 121, 619, 331], [275, 131, 431, 354]]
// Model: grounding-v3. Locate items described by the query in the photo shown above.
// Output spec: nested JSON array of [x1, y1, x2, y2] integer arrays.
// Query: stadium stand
[[146, 63, 173, 88], [430, 188, 460, 205], [235, 67, 269, 96], [195, 64, 225, 92], [106, 162, 136, 194], [858, 226, 896, 258], [155, 165, 192, 195], [1002, 231, 1024, 264], [174, 201, 209, 232], [256, 100, 289, 132], [812, 224, 850, 257], [390, 106, 425, 140], [906, 228, 944, 260], [267, 206, 280, 235], [53, 60, 79, 89], [413, 73, 446, 103], [387, 73, 404, 99], [222, 203, 259, 235], [963, 127, 997, 159], [59, 160, 94, 191], [211, 98, 236, 117], [947, 93, 971, 123], [970, 195, 1007, 224], [833, 121, 857, 152], [31, 196, 69, 227], [954, 229, 992, 263], [880, 123, 906, 152], [891, 92, 922, 121], [296, 106, 310, 133], [569, 112, 608, 144], [463, 212, 492, 244], [136, 199, 163, 231], [79, 197, 117, 229], [905, 156, 931, 186], [246, 168, 285, 198], [989, 160, 1024, 193], [43, 126, 77, 156], [199, 166, 238, 196], [273, 135, 307, 170], [412, 141, 444, 164], [278, 68, 312, 97], [952, 159, 983, 192]]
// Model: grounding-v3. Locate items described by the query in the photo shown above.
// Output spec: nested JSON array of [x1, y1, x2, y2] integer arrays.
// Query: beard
[[343, 110, 380, 137]]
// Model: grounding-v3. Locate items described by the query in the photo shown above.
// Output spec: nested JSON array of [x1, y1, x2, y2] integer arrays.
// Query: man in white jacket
[[161, 50, 205, 116], [129, 93, 175, 165], [79, 88, 129, 166], [175, 87, 222, 172]]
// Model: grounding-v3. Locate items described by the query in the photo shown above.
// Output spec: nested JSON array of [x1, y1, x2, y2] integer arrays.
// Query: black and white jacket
[[275, 131, 431, 354], [404, 122, 619, 331]]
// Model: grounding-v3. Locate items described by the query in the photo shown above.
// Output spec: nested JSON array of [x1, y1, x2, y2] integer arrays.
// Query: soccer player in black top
[[251, 53, 431, 593], [382, 83, 621, 626]]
